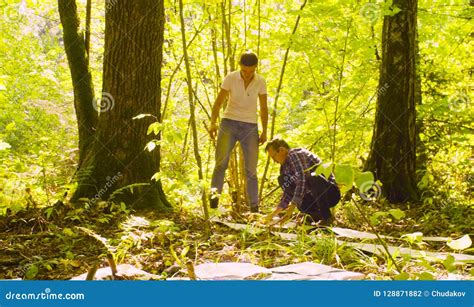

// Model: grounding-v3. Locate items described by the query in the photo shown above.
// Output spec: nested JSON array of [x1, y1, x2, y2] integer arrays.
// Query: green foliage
[[354, 171, 375, 193], [334, 164, 355, 194], [0, 0, 472, 281], [0, 0, 77, 210], [25, 264, 39, 279], [370, 208, 405, 226]]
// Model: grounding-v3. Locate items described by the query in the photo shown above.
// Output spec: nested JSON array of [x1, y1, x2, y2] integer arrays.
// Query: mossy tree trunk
[[58, 0, 97, 169], [71, 0, 171, 210], [365, 0, 420, 203]]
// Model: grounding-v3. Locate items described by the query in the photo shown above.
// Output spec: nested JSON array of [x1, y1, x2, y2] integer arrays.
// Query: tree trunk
[[71, 0, 171, 210], [365, 0, 419, 203], [58, 0, 97, 169]]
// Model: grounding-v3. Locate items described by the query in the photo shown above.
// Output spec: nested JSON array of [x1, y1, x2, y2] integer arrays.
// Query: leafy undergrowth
[[0, 199, 472, 281], [335, 197, 474, 238]]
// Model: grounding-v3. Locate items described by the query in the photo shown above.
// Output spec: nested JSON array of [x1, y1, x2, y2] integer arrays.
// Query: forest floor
[[0, 199, 472, 280]]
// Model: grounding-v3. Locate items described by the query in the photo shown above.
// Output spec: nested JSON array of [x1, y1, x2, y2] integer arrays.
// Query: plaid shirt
[[278, 148, 322, 209]]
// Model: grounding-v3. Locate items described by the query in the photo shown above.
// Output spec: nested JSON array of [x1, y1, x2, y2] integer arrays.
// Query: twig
[[259, 0, 308, 199]]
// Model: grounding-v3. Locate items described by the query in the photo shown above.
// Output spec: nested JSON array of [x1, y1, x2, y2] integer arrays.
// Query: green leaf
[[334, 164, 354, 193], [44, 207, 54, 219], [25, 264, 39, 279], [394, 272, 409, 280], [401, 232, 423, 244], [447, 235, 472, 250], [370, 211, 387, 225], [388, 209, 405, 220], [62, 227, 75, 237], [417, 271, 434, 280], [354, 171, 374, 193], [442, 255, 456, 272], [66, 251, 75, 260], [151, 172, 161, 181], [147, 122, 163, 135], [6, 122, 16, 131], [120, 202, 127, 211], [314, 162, 333, 178], [180, 246, 190, 258]]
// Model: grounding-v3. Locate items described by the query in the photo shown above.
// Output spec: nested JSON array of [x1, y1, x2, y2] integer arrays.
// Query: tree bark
[[72, 0, 171, 210], [365, 0, 420, 203], [58, 0, 97, 169]]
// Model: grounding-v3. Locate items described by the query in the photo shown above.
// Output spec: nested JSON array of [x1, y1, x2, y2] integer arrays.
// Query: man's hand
[[274, 202, 297, 226], [262, 207, 283, 225], [262, 214, 275, 225], [264, 212, 290, 227], [209, 123, 218, 140], [209, 89, 228, 140], [276, 212, 292, 226]]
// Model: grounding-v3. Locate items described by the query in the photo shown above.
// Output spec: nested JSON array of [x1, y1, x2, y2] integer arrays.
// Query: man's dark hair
[[265, 138, 290, 152], [239, 52, 258, 66]]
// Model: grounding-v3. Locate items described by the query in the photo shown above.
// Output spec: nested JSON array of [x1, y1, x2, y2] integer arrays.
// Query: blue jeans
[[211, 118, 259, 208]]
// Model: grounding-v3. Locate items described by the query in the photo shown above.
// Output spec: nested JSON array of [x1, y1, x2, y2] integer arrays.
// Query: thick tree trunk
[[365, 0, 419, 203], [58, 0, 97, 169], [72, 0, 171, 210]]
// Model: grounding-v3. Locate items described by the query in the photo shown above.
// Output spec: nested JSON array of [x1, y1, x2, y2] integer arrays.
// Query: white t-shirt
[[221, 71, 267, 124]]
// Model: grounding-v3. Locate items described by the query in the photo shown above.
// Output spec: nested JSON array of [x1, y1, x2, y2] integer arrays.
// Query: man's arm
[[288, 154, 307, 207], [266, 202, 296, 226], [258, 94, 268, 145], [276, 202, 296, 225], [263, 206, 283, 224], [209, 88, 229, 139]]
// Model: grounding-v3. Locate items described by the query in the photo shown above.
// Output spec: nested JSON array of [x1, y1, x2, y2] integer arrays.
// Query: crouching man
[[263, 138, 341, 226]]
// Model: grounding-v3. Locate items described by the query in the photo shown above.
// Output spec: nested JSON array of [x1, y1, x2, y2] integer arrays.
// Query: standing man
[[209, 52, 268, 213], [263, 138, 340, 226]]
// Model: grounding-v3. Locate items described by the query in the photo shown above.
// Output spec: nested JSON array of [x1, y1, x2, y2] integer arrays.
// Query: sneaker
[[209, 196, 219, 209]]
